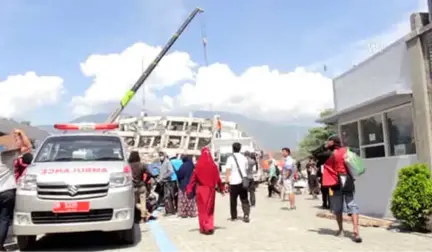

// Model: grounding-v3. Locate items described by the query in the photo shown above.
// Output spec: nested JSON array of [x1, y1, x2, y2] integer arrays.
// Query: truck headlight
[[109, 172, 132, 188], [18, 174, 37, 191]]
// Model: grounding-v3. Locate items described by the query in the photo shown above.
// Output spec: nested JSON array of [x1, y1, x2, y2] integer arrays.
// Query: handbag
[[332, 149, 355, 192], [232, 154, 250, 189], [337, 173, 355, 192]]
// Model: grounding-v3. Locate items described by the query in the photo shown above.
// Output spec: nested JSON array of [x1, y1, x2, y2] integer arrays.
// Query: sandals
[[335, 230, 363, 243], [352, 234, 363, 243]]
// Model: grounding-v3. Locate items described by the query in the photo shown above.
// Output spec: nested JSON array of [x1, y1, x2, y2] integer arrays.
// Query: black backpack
[[275, 166, 280, 177]]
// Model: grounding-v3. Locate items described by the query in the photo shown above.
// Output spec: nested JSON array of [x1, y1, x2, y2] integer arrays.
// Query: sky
[[0, 0, 427, 125]]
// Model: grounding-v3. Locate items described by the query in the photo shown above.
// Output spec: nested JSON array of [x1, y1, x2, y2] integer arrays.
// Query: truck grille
[[37, 183, 109, 200], [31, 209, 113, 224]]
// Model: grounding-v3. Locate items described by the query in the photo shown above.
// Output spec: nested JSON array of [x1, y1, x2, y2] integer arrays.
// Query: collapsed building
[[115, 113, 258, 163]]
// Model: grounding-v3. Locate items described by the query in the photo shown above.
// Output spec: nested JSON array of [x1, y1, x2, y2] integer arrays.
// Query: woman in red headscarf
[[186, 147, 224, 235]]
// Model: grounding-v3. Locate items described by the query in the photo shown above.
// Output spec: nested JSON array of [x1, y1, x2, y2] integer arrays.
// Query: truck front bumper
[[13, 186, 134, 236]]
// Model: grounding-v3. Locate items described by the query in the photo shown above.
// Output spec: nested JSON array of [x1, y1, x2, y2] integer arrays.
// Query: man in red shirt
[[312, 135, 362, 243]]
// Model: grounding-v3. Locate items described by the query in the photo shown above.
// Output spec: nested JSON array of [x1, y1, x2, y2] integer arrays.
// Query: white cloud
[[71, 42, 196, 115], [175, 64, 333, 119], [0, 72, 64, 118], [71, 42, 333, 121]]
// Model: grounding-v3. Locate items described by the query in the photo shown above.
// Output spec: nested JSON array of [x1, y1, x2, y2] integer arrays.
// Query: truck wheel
[[16, 235, 36, 251], [118, 224, 136, 245]]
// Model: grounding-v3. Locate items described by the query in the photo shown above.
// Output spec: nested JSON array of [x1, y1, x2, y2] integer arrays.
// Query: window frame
[[339, 121, 360, 155], [338, 103, 414, 159], [384, 105, 416, 156], [359, 113, 386, 158]]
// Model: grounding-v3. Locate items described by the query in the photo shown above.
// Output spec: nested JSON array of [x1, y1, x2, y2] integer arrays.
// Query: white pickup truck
[[13, 123, 136, 250]]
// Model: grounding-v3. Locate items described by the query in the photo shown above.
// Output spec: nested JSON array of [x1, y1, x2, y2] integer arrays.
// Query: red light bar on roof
[[54, 123, 119, 131]]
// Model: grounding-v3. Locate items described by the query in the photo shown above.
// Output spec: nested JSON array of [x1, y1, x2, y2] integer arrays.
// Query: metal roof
[[316, 89, 412, 124]]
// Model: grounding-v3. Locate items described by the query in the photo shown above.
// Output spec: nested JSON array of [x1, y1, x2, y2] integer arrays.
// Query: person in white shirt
[[281, 147, 296, 209], [224, 142, 250, 223]]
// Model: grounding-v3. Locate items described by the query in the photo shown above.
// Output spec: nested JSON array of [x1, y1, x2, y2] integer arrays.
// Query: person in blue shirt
[[170, 155, 183, 213], [170, 156, 183, 180]]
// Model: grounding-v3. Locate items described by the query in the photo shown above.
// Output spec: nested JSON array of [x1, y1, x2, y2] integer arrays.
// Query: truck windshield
[[34, 135, 124, 162]]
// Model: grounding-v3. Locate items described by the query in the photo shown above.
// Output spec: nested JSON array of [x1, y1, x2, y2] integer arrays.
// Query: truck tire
[[118, 224, 136, 245], [16, 235, 36, 251]]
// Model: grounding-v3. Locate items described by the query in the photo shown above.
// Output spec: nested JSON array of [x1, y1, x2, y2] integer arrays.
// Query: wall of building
[[355, 155, 417, 218], [334, 39, 411, 112], [337, 95, 412, 124]]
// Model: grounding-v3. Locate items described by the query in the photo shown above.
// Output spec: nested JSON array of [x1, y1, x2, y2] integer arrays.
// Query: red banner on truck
[[41, 168, 108, 175]]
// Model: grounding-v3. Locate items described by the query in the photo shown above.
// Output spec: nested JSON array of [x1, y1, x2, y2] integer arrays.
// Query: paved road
[[7, 186, 432, 251]]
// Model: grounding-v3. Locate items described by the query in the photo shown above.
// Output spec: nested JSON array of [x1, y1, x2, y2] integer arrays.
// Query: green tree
[[297, 109, 336, 158]]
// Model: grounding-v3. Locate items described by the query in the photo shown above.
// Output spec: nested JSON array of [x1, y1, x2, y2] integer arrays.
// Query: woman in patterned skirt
[[176, 155, 197, 218]]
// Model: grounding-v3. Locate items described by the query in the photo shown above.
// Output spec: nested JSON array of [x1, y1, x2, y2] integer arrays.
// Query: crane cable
[[199, 9, 209, 67], [198, 5, 212, 112]]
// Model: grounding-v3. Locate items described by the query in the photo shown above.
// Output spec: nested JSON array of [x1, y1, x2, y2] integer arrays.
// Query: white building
[[115, 113, 258, 162], [317, 13, 432, 218]]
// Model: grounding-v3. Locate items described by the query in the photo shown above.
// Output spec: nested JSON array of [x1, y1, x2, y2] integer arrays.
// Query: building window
[[385, 106, 416, 156], [360, 115, 384, 145], [363, 145, 385, 158], [340, 122, 360, 155], [360, 114, 385, 158]]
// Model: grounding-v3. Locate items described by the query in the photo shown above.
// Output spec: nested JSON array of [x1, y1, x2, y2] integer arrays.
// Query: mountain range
[[38, 111, 312, 150]]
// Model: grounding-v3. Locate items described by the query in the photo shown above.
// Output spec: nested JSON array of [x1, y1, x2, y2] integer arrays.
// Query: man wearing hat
[[311, 135, 362, 243]]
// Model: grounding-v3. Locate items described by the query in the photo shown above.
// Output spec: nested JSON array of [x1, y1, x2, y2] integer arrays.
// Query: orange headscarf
[[13, 129, 32, 154]]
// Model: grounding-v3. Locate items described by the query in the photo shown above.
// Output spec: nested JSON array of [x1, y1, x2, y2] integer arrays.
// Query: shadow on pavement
[[305, 197, 321, 201], [188, 226, 226, 232], [308, 228, 354, 237], [280, 207, 296, 210], [9, 224, 143, 251], [312, 205, 327, 209]]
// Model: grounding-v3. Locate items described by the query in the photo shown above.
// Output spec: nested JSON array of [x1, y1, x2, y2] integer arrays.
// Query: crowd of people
[[0, 131, 363, 250], [132, 135, 362, 243], [130, 143, 259, 232]]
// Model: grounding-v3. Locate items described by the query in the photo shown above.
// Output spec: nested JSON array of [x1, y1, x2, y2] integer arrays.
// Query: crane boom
[[106, 7, 204, 123]]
